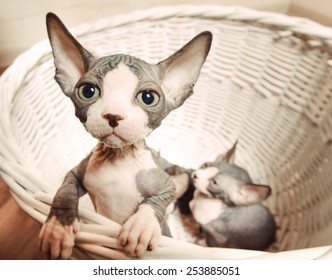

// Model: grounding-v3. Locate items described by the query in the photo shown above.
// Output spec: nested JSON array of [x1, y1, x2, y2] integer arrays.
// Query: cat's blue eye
[[136, 90, 160, 107], [78, 84, 100, 101]]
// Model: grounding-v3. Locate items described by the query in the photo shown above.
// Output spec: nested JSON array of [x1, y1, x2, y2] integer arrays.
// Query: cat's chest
[[190, 190, 225, 225], [83, 148, 157, 224]]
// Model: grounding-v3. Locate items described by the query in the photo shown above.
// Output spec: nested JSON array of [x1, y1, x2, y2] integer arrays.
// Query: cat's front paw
[[195, 237, 208, 247], [39, 216, 79, 259], [118, 204, 161, 258]]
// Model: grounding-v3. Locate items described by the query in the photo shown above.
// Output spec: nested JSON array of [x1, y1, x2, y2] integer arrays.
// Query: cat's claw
[[39, 216, 79, 259], [118, 204, 161, 257]]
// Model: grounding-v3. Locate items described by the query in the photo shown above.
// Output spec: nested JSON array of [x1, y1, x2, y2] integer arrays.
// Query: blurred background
[[1, 0, 332, 70]]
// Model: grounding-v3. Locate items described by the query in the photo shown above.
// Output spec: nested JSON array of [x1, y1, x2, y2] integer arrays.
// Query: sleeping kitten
[[171, 141, 276, 250]]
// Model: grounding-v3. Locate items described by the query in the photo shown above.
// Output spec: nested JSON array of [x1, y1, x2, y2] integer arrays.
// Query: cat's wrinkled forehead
[[217, 162, 252, 183], [87, 54, 159, 82], [199, 161, 252, 183]]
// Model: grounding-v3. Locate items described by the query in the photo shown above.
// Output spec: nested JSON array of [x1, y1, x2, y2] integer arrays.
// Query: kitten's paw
[[39, 216, 79, 259], [196, 237, 208, 247], [118, 205, 161, 257]]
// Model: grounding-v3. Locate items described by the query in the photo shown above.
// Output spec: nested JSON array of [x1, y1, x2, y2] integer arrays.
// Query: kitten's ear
[[46, 13, 95, 96], [233, 183, 271, 205], [158, 31, 212, 108], [215, 140, 238, 164]]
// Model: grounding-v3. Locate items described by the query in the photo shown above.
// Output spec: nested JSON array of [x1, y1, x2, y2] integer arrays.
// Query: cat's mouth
[[101, 132, 124, 141], [100, 132, 128, 148]]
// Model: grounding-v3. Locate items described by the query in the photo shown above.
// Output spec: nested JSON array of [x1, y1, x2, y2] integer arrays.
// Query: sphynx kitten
[[190, 141, 276, 250], [39, 13, 212, 259]]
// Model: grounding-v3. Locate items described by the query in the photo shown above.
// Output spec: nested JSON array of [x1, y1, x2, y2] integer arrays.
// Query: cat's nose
[[103, 113, 124, 128]]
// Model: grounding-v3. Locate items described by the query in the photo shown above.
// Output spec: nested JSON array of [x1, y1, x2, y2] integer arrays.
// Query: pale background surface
[[1, 0, 331, 67]]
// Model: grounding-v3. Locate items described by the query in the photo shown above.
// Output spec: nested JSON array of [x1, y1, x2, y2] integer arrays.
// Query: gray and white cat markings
[[190, 141, 276, 250], [39, 13, 212, 259]]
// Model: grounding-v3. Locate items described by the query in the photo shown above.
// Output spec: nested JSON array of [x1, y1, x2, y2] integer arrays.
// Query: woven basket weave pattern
[[1, 5, 332, 259]]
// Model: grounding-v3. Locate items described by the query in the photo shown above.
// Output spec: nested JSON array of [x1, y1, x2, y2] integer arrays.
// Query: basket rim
[[2, 4, 332, 86], [67, 4, 332, 40]]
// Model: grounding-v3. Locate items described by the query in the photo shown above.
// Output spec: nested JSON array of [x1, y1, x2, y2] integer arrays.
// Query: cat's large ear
[[215, 140, 238, 164], [157, 31, 212, 109], [46, 13, 95, 96], [232, 183, 271, 205]]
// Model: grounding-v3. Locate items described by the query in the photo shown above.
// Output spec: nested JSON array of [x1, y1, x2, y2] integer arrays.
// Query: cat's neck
[[94, 139, 147, 162]]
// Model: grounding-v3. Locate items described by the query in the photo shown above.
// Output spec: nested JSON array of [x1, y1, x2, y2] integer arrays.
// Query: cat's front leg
[[39, 156, 89, 259], [39, 214, 80, 259], [118, 204, 161, 257], [118, 171, 175, 257]]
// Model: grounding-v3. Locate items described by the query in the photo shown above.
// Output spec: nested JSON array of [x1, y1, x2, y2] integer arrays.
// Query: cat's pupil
[[141, 91, 154, 105], [83, 85, 96, 99]]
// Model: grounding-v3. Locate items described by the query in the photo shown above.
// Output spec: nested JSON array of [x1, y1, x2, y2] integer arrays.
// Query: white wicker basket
[[2, 5, 332, 259]]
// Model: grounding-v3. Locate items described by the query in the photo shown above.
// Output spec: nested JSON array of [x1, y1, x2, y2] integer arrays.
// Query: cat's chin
[[100, 134, 127, 149]]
